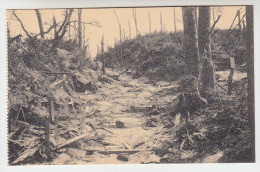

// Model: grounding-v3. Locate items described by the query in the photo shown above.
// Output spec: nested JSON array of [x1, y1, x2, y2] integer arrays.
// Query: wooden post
[[45, 116, 51, 161]]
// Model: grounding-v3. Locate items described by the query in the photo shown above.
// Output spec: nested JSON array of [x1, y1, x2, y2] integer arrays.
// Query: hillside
[[8, 29, 252, 164]]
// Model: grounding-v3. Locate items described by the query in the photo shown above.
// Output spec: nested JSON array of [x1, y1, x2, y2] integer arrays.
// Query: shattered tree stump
[[228, 57, 235, 94], [44, 116, 51, 161]]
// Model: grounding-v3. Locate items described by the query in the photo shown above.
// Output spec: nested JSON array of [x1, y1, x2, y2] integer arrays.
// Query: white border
[[0, 0, 260, 172]]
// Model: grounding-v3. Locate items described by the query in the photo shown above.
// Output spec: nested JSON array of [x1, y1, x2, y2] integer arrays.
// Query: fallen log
[[8, 139, 27, 148], [98, 149, 149, 154], [129, 106, 156, 113], [53, 133, 96, 151], [11, 147, 38, 165]]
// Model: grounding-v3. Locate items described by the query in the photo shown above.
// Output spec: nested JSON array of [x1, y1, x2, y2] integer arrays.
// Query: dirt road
[[50, 69, 178, 164]]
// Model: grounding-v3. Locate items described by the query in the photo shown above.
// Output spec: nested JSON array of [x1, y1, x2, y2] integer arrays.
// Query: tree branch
[[12, 10, 32, 38]]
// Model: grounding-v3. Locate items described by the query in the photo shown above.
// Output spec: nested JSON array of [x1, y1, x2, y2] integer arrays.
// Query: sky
[[6, 6, 245, 57]]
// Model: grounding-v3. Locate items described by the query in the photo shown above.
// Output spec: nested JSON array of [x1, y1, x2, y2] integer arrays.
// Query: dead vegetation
[[7, 8, 253, 164]]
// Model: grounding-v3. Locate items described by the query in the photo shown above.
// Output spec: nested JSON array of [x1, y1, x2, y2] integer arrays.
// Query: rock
[[117, 154, 128, 161], [52, 153, 71, 165], [203, 152, 223, 163], [116, 121, 125, 128]]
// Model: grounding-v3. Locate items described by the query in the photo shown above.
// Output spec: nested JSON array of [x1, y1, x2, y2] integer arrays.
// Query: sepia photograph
[[5, 5, 255, 165]]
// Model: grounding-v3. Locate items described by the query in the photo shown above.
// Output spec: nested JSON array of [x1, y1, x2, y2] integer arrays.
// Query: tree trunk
[[83, 23, 86, 46], [246, 5, 255, 162], [114, 11, 123, 62], [133, 9, 138, 36], [237, 10, 241, 30], [69, 22, 71, 41], [173, 8, 177, 32], [160, 12, 163, 33], [35, 9, 44, 39], [128, 20, 131, 39], [182, 7, 200, 78], [53, 16, 57, 39], [198, 7, 216, 91], [7, 23, 10, 38], [101, 35, 105, 75], [149, 11, 152, 34], [78, 9, 82, 47]]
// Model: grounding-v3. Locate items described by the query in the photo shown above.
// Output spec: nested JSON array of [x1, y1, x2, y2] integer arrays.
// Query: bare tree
[[132, 9, 139, 36], [182, 7, 200, 78], [128, 20, 131, 39], [68, 21, 71, 40], [198, 7, 216, 91], [101, 35, 105, 75], [237, 10, 242, 30], [149, 10, 152, 34], [12, 10, 31, 38], [173, 8, 177, 32], [35, 9, 44, 39], [114, 11, 123, 61], [13, 10, 57, 39], [52, 9, 73, 49], [229, 11, 238, 30], [160, 12, 163, 33], [53, 16, 57, 38], [78, 9, 82, 47], [246, 5, 255, 162], [83, 23, 86, 46]]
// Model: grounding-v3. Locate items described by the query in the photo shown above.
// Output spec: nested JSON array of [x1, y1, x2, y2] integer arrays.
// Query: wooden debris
[[53, 133, 95, 151], [8, 139, 26, 148], [98, 76, 113, 84], [13, 105, 22, 126], [97, 127, 115, 134], [122, 142, 131, 149], [98, 149, 148, 154], [129, 105, 156, 113], [10, 126, 26, 140], [11, 147, 38, 165], [44, 116, 51, 161], [87, 123, 110, 157]]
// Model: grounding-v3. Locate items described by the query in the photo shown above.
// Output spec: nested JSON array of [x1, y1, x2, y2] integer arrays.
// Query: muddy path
[[50, 69, 178, 165]]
